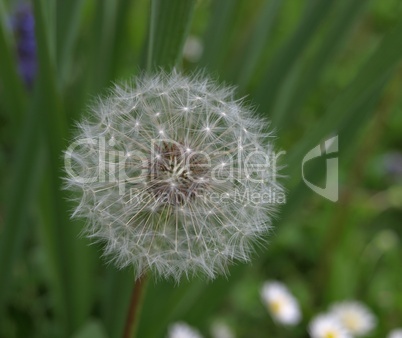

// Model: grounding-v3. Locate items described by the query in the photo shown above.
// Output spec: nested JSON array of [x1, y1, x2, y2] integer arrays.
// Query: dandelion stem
[[123, 274, 148, 338]]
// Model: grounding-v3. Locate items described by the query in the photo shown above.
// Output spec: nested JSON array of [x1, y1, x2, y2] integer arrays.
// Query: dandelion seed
[[65, 71, 281, 280], [309, 314, 351, 338], [329, 301, 376, 336], [261, 281, 301, 325], [168, 322, 203, 338]]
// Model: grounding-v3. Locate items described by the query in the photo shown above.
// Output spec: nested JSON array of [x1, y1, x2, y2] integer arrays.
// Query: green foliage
[[0, 0, 401, 337]]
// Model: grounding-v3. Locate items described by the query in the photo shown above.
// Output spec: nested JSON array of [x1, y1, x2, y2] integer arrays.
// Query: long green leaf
[[34, 1, 96, 334], [199, 0, 242, 73], [237, 0, 283, 89], [33, 0, 70, 330], [274, 17, 402, 223], [72, 320, 109, 338], [101, 267, 134, 338], [0, 0, 26, 127], [286, 18, 402, 175], [110, 0, 135, 78], [282, 74, 390, 220], [273, 0, 369, 129], [89, 0, 120, 91], [0, 94, 41, 311], [147, 0, 196, 70], [255, 0, 336, 114], [56, 0, 86, 87]]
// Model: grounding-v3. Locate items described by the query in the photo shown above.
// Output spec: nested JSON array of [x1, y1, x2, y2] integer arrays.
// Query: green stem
[[123, 274, 149, 338]]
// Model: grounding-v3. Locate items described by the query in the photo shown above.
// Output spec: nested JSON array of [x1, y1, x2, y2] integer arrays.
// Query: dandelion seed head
[[65, 71, 282, 280]]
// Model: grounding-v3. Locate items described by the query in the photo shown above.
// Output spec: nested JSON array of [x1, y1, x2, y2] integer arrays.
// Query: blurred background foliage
[[0, 0, 402, 337]]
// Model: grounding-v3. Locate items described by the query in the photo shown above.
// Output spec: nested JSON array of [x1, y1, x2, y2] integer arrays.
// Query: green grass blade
[[101, 267, 134, 338], [33, 0, 96, 333], [89, 0, 120, 91], [110, 0, 135, 78], [273, 0, 369, 129], [56, 0, 86, 87], [237, 0, 283, 88], [255, 0, 336, 113], [137, 281, 202, 338], [72, 320, 109, 338], [0, 98, 41, 311], [147, 0, 196, 70], [286, 18, 402, 175], [282, 75, 390, 220], [199, 0, 241, 73], [62, 0, 138, 122], [33, 0, 70, 329], [138, 267, 245, 338], [278, 16, 402, 218]]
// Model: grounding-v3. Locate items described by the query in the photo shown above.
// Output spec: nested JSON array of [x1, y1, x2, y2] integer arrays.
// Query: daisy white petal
[[168, 322, 203, 338], [387, 328, 402, 338], [309, 314, 351, 338], [261, 281, 301, 325], [330, 301, 376, 336], [210, 322, 235, 338]]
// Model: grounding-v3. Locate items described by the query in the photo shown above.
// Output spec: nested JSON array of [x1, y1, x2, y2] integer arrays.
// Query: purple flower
[[12, 4, 37, 88], [383, 151, 402, 179]]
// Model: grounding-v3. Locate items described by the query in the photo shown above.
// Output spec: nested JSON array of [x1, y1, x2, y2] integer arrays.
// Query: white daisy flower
[[210, 321, 235, 338], [309, 314, 351, 338], [183, 36, 203, 62], [168, 322, 203, 338], [261, 281, 301, 325], [387, 328, 402, 338], [330, 301, 376, 336]]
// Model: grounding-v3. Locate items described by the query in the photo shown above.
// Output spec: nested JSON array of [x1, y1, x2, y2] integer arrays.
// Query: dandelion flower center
[[149, 141, 208, 206]]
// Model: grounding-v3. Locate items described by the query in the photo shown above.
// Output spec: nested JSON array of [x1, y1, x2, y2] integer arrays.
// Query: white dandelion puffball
[[329, 301, 376, 336], [65, 71, 282, 280], [168, 322, 203, 338], [309, 314, 351, 338], [261, 281, 301, 325], [388, 329, 402, 338]]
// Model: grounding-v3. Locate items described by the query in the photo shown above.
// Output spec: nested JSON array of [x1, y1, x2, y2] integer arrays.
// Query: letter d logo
[[302, 136, 338, 202]]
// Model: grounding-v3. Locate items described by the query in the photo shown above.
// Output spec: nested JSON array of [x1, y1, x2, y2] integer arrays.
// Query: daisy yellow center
[[324, 332, 336, 338], [269, 300, 282, 314], [344, 315, 360, 330]]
